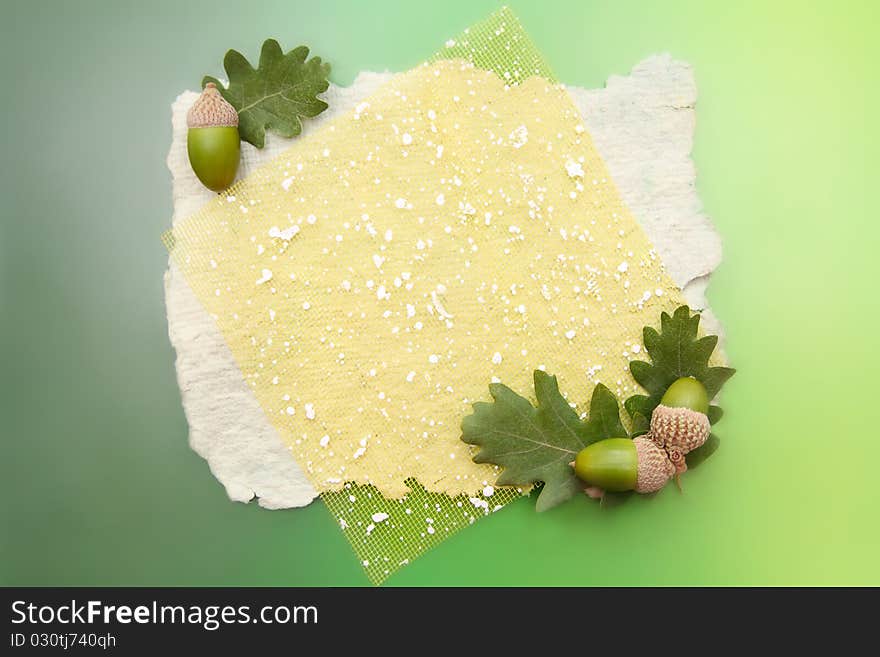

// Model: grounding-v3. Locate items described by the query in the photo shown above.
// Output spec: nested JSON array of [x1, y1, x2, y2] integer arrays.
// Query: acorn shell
[[187, 82, 238, 128], [633, 436, 675, 494], [649, 404, 710, 454]]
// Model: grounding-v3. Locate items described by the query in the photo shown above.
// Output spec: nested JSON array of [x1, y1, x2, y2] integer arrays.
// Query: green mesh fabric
[[323, 479, 524, 584], [428, 6, 556, 83]]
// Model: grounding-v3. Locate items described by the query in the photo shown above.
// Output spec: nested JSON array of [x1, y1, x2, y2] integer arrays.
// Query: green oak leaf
[[685, 433, 721, 469], [625, 305, 735, 435], [204, 40, 331, 148], [461, 370, 627, 512]]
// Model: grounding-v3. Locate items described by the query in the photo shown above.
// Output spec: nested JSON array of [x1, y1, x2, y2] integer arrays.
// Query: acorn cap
[[649, 404, 710, 454], [633, 436, 675, 494], [187, 82, 238, 128]]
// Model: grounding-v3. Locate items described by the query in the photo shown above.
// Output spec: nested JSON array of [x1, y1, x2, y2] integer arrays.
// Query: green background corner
[[2, 0, 878, 585]]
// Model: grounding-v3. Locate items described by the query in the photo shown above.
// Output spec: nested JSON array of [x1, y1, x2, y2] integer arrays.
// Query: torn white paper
[[164, 54, 723, 509]]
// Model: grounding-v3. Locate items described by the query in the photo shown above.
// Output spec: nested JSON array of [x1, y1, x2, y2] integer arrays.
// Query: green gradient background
[[2, 0, 878, 586]]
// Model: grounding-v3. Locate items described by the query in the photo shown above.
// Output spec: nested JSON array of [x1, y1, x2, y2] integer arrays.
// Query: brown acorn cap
[[187, 82, 238, 128], [633, 436, 675, 494], [649, 404, 710, 454]]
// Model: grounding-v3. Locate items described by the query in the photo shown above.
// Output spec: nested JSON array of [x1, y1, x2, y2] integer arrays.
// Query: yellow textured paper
[[166, 59, 683, 499]]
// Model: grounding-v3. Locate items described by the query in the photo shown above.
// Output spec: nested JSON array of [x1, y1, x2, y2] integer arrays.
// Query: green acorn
[[187, 82, 240, 192], [661, 376, 709, 414], [650, 377, 711, 458], [572, 436, 675, 494]]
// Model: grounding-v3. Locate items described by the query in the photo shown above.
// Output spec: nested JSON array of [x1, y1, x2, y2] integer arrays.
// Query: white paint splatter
[[509, 124, 529, 148], [565, 160, 585, 178], [431, 291, 454, 319], [269, 225, 300, 241], [459, 201, 476, 216]]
